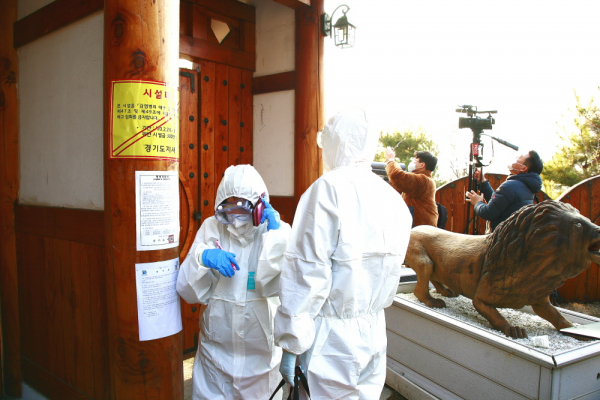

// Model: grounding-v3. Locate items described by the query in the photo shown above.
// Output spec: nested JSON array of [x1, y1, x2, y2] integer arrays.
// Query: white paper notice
[[135, 171, 179, 251], [136, 258, 182, 341]]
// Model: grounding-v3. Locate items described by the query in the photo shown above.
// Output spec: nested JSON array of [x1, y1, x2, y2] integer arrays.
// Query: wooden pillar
[[0, 0, 22, 396], [104, 0, 183, 398], [295, 0, 325, 203]]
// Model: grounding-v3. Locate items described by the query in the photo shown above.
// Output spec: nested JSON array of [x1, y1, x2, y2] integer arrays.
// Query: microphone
[[490, 135, 518, 151]]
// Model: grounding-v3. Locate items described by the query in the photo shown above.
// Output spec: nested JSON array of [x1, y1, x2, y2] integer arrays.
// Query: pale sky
[[323, 0, 600, 179]]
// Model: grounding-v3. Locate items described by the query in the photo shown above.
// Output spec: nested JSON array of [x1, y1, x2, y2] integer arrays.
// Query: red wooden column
[[295, 0, 325, 203], [104, 0, 183, 398], [0, 0, 22, 396]]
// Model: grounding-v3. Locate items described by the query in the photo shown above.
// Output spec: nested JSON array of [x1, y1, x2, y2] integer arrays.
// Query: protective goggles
[[215, 199, 253, 225]]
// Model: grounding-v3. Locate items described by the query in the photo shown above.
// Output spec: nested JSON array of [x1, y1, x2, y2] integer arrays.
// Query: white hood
[[215, 164, 269, 209], [319, 107, 377, 172]]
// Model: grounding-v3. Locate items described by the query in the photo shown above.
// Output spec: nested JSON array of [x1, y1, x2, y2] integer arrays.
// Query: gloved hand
[[260, 198, 281, 231], [280, 350, 297, 386], [201, 248, 239, 277]]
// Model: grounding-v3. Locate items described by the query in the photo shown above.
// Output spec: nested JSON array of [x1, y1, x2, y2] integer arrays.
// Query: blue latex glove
[[201, 248, 239, 278], [280, 350, 297, 386], [260, 198, 281, 231]]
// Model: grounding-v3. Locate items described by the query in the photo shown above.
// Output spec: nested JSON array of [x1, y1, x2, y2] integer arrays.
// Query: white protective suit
[[177, 165, 291, 400], [274, 108, 412, 399]]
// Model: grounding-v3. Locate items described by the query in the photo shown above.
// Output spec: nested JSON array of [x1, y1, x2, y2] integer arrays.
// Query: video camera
[[456, 105, 495, 131], [371, 161, 405, 183], [456, 104, 518, 235]]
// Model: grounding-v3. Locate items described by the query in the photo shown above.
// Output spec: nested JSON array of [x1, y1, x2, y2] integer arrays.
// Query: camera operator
[[385, 148, 439, 227], [466, 150, 543, 232]]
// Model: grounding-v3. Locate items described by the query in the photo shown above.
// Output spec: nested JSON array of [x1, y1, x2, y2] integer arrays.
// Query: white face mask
[[233, 218, 251, 235], [408, 161, 416, 172]]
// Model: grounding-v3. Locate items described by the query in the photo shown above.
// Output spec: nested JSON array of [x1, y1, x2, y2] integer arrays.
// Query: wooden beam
[[180, 34, 256, 71], [294, 0, 324, 203], [240, 20, 256, 54], [0, 0, 22, 395], [13, 0, 103, 48], [272, 0, 311, 10], [104, 0, 183, 398], [252, 71, 295, 95], [190, 0, 256, 23], [15, 205, 104, 246]]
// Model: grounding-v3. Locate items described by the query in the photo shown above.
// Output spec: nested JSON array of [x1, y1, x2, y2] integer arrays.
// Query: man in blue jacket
[[466, 150, 543, 231]]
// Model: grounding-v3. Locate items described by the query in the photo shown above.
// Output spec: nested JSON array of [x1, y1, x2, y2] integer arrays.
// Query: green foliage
[[374, 127, 442, 185], [542, 92, 600, 196], [374, 127, 439, 164]]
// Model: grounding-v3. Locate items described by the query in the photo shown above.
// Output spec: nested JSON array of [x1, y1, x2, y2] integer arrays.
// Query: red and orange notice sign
[[110, 80, 179, 160]]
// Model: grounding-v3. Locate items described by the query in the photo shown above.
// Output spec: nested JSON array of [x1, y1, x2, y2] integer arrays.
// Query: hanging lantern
[[321, 5, 356, 48]]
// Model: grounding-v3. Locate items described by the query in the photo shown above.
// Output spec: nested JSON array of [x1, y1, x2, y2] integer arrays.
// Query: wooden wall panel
[[192, 4, 209, 40], [269, 196, 297, 224], [240, 21, 256, 54], [22, 358, 93, 400], [16, 205, 108, 399], [180, 1, 193, 36], [0, 0, 21, 393], [47, 237, 67, 382], [15, 205, 104, 246], [16, 232, 44, 366], [67, 242, 95, 393], [87, 243, 110, 400]]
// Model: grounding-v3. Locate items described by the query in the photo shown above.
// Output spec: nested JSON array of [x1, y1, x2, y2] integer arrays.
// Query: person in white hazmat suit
[[177, 164, 291, 400], [274, 108, 413, 399]]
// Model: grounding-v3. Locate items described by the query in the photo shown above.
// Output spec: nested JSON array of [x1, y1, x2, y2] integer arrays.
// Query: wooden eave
[[271, 0, 310, 9]]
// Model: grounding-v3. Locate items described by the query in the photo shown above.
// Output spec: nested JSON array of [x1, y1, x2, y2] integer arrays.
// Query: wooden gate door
[[178, 62, 253, 356], [179, 68, 202, 357], [177, 0, 255, 357]]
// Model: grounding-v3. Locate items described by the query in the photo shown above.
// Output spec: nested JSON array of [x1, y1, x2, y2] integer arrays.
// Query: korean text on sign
[[110, 80, 179, 160]]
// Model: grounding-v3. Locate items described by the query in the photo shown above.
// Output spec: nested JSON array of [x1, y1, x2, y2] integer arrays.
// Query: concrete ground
[[183, 357, 407, 400], [21, 358, 406, 399]]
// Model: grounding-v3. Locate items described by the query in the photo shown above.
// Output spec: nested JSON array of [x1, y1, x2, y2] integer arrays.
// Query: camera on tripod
[[456, 105, 496, 131], [455, 104, 519, 235]]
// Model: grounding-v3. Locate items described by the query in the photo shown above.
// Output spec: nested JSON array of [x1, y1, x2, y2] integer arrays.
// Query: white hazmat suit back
[[275, 108, 412, 399], [177, 165, 291, 400]]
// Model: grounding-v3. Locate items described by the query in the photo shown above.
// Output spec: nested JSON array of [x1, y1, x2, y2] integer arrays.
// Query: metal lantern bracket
[[321, 4, 354, 45]]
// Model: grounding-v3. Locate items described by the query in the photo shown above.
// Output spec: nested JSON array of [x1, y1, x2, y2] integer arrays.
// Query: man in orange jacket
[[384, 148, 438, 227]]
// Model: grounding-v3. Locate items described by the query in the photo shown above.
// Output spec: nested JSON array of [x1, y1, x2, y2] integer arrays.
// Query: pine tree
[[374, 127, 439, 164], [543, 93, 600, 195], [374, 127, 441, 185]]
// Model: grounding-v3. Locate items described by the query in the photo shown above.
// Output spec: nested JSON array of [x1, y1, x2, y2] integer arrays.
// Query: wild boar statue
[[405, 200, 600, 338]]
